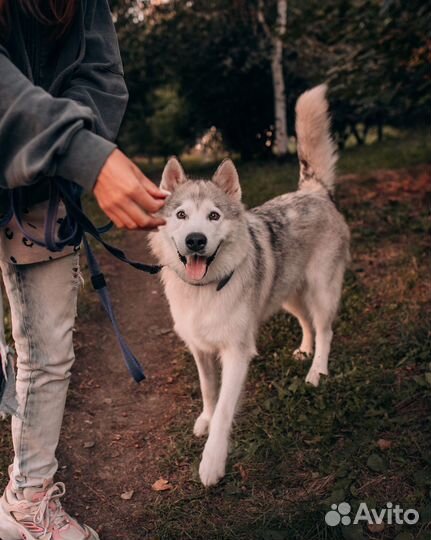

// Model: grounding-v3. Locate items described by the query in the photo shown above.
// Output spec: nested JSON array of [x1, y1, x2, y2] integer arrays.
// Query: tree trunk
[[271, 0, 288, 157], [377, 121, 383, 141], [351, 123, 364, 145], [257, 0, 288, 157]]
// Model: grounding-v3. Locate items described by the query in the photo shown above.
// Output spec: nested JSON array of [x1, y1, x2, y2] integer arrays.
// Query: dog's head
[[150, 157, 248, 284]]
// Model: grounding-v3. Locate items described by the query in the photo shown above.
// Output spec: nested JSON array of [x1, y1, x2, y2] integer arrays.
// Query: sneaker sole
[[0, 497, 100, 540]]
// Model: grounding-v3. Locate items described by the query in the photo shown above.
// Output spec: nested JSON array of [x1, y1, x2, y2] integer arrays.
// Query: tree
[[256, 0, 288, 157], [112, 0, 430, 158]]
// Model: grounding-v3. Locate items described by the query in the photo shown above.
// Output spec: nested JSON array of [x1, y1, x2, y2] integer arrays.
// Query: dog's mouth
[[184, 254, 208, 281], [177, 242, 223, 282]]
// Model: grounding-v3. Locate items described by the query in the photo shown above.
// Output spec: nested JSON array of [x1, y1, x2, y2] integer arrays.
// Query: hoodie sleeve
[[0, 1, 128, 193], [60, 0, 129, 142]]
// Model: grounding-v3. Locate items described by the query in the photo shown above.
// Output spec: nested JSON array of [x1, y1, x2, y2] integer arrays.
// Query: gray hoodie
[[0, 0, 128, 201]]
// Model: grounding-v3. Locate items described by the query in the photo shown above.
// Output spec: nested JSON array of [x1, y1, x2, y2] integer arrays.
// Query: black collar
[[174, 269, 235, 292], [193, 270, 235, 291], [216, 270, 235, 291]]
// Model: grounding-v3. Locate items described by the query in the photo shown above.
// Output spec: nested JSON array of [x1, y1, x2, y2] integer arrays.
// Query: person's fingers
[[142, 215, 166, 230], [107, 204, 165, 230], [141, 176, 167, 199], [114, 198, 166, 230], [125, 205, 166, 229], [131, 185, 166, 214], [131, 164, 167, 199], [108, 212, 125, 229], [97, 203, 123, 228], [110, 207, 139, 230], [118, 200, 154, 229], [109, 214, 123, 229]]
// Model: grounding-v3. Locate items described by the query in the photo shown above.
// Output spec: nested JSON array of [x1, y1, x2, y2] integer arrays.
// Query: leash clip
[[91, 272, 107, 290]]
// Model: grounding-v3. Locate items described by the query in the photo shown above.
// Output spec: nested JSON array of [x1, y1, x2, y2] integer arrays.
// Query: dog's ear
[[212, 159, 241, 201], [161, 157, 186, 193]]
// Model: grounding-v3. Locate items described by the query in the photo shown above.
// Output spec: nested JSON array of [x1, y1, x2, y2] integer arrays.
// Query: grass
[[1, 129, 430, 539], [136, 128, 430, 206]]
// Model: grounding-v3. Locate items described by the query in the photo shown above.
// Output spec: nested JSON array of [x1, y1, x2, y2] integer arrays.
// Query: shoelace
[[20, 482, 69, 534]]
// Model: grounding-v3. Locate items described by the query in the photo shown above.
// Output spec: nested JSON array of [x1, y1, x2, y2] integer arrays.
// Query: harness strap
[[57, 179, 162, 275], [57, 178, 158, 381], [10, 185, 79, 250], [82, 235, 145, 382], [0, 205, 13, 229]]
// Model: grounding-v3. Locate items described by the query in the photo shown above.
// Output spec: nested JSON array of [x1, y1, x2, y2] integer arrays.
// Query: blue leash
[[4, 179, 164, 383], [81, 234, 145, 382]]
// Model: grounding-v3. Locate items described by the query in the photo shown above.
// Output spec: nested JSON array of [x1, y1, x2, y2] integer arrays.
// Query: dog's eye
[[176, 210, 187, 220], [208, 211, 220, 221]]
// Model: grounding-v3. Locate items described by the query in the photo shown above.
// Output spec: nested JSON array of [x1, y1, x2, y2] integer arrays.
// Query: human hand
[[94, 149, 167, 230]]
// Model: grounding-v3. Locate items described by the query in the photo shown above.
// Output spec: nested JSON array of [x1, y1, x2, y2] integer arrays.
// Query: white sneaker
[[0, 481, 99, 540]]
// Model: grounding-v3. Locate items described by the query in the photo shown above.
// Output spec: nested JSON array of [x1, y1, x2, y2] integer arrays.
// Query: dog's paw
[[305, 368, 327, 387], [293, 348, 312, 361], [193, 414, 210, 437], [199, 456, 225, 487], [199, 442, 227, 486]]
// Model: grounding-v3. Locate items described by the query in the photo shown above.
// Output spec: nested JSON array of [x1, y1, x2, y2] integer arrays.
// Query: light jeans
[[0, 252, 80, 491]]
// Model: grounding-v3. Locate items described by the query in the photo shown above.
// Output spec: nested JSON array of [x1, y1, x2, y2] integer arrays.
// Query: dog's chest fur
[[162, 267, 256, 354]]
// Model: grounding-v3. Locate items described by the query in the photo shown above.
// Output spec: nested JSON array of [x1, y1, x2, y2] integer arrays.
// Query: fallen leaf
[[152, 478, 172, 491], [234, 463, 248, 481], [148, 326, 172, 336], [376, 438, 392, 450], [83, 441, 95, 449], [155, 328, 172, 336], [120, 490, 134, 500]]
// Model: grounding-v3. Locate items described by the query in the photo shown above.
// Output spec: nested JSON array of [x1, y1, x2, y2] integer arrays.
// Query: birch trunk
[[271, 0, 288, 156]]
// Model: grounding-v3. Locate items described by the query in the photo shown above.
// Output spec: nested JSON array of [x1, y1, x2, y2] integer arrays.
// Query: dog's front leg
[[199, 347, 251, 486], [191, 348, 219, 437]]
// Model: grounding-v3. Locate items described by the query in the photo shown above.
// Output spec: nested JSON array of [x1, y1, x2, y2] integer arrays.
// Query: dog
[[149, 84, 350, 486]]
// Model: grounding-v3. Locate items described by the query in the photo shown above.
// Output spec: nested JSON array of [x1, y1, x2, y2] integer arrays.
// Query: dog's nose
[[186, 233, 207, 252]]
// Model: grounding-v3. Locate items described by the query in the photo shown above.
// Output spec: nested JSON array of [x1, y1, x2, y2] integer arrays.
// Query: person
[[0, 1, 166, 538]]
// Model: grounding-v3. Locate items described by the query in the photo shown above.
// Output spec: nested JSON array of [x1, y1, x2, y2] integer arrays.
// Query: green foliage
[[120, 85, 191, 157], [112, 0, 430, 158], [320, 0, 431, 145]]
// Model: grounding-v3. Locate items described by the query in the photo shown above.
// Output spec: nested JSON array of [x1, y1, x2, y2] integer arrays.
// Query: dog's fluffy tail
[[295, 84, 337, 194]]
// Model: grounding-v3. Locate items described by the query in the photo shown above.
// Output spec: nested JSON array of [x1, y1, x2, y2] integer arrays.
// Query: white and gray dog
[[149, 84, 350, 486]]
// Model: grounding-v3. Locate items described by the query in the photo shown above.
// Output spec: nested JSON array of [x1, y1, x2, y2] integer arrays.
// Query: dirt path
[[57, 232, 188, 539]]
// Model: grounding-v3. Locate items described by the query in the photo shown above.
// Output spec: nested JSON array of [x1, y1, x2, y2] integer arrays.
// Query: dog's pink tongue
[[186, 256, 207, 280]]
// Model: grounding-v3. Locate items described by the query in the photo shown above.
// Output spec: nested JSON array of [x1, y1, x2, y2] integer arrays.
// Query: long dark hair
[[0, 0, 77, 37]]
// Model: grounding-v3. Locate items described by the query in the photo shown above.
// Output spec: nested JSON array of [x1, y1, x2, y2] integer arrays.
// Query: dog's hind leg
[[191, 348, 219, 437], [199, 346, 252, 486], [283, 296, 314, 358], [305, 264, 344, 387]]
